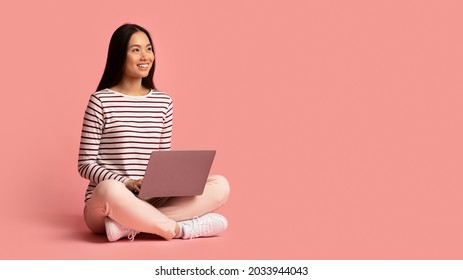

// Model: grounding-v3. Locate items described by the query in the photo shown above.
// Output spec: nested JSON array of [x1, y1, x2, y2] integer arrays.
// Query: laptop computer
[[137, 150, 216, 199]]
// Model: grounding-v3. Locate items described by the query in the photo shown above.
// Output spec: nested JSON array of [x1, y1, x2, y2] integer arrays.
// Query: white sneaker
[[104, 217, 139, 242], [179, 213, 228, 239]]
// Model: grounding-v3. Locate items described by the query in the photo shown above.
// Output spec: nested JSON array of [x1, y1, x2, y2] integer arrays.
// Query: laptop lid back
[[138, 150, 216, 199]]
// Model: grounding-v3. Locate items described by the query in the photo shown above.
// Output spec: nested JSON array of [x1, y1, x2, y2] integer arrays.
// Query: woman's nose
[[140, 50, 148, 60]]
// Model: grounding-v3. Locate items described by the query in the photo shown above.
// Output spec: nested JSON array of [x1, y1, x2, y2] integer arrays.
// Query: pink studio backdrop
[[0, 0, 462, 259]]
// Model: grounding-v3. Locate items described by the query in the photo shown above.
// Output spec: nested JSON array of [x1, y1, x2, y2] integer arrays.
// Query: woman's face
[[123, 31, 155, 80]]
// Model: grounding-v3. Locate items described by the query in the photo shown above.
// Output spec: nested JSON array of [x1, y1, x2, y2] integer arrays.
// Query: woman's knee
[[93, 179, 129, 202], [207, 175, 230, 203]]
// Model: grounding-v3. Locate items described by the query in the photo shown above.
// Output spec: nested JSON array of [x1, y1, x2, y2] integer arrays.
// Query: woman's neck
[[111, 79, 150, 96]]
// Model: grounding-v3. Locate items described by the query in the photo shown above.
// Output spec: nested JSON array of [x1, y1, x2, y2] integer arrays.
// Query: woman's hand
[[125, 179, 144, 194]]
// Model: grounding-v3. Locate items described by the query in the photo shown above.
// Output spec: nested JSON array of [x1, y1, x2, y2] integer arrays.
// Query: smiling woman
[[78, 23, 230, 242], [97, 24, 157, 95], [112, 31, 155, 95]]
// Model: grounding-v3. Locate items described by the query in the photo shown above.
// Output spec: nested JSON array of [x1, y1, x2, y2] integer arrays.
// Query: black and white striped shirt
[[78, 88, 173, 202]]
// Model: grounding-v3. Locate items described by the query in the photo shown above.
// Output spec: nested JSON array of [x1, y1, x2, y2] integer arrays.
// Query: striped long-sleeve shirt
[[78, 88, 173, 202]]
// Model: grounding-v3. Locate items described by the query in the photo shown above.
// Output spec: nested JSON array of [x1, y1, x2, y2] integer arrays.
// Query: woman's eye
[[132, 48, 140, 53], [147, 47, 153, 52]]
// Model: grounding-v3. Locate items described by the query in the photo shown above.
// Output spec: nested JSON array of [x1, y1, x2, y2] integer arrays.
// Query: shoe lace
[[127, 230, 138, 242], [189, 216, 211, 239]]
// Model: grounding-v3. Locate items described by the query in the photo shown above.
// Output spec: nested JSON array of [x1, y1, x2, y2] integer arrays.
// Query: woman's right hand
[[125, 179, 143, 194]]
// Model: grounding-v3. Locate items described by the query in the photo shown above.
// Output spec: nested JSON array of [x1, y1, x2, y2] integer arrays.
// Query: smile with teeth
[[137, 63, 149, 69]]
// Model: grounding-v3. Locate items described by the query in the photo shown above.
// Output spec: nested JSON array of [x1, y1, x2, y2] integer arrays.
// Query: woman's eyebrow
[[129, 44, 152, 48]]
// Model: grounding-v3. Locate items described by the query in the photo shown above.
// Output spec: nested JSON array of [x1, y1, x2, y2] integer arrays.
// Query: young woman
[[78, 23, 230, 242]]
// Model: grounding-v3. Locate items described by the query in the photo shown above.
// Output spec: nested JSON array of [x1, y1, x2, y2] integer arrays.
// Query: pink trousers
[[83, 175, 230, 240]]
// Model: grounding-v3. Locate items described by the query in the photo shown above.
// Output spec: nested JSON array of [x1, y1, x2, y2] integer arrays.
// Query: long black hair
[[97, 23, 157, 91]]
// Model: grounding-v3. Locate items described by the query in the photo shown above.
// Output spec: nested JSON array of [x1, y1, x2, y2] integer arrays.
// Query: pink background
[[0, 0, 462, 259]]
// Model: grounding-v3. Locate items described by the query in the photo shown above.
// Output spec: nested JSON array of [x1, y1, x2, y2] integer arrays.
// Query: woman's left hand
[[125, 179, 144, 193]]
